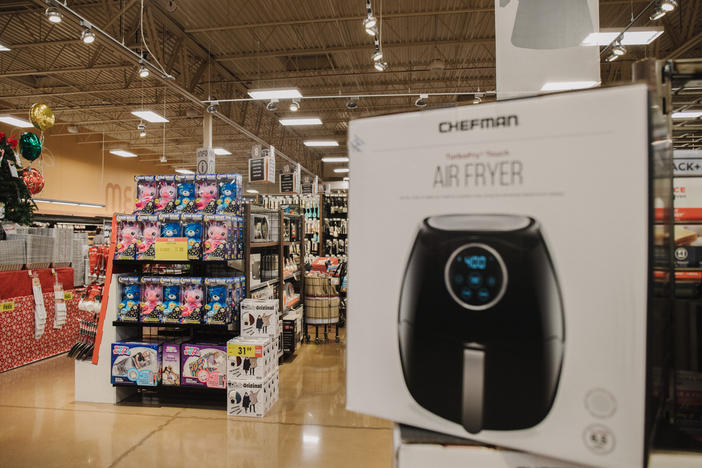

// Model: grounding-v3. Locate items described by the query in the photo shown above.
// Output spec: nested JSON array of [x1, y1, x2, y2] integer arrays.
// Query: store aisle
[[0, 338, 392, 468]]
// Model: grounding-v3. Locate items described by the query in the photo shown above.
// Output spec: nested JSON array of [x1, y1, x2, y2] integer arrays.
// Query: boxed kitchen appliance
[[346, 85, 656, 468]]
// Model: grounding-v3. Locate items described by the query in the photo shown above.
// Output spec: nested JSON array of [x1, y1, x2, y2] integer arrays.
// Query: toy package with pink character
[[155, 175, 177, 213], [203, 214, 234, 261], [134, 175, 157, 214], [140, 276, 164, 323], [115, 215, 140, 260], [136, 215, 158, 261], [195, 174, 218, 214], [180, 277, 204, 324]]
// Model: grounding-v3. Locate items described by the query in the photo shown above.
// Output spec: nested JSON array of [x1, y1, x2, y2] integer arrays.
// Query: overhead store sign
[[495, 0, 600, 100], [280, 173, 296, 193], [674, 149, 702, 176], [196, 148, 215, 174], [301, 176, 319, 194], [248, 147, 276, 184]]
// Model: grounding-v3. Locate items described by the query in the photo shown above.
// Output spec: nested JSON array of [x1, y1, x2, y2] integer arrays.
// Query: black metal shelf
[[112, 321, 234, 332], [250, 241, 279, 248], [249, 277, 280, 292], [113, 383, 226, 408]]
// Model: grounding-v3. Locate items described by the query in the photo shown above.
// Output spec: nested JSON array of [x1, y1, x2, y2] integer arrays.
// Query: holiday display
[[29, 102, 55, 132], [0, 133, 35, 225], [18, 132, 42, 162]]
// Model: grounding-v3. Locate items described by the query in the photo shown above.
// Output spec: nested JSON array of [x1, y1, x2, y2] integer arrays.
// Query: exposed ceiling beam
[[667, 30, 702, 59], [217, 38, 494, 61], [0, 64, 132, 78]]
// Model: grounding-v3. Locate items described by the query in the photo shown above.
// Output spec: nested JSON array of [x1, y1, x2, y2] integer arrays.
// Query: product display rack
[[320, 194, 348, 258]]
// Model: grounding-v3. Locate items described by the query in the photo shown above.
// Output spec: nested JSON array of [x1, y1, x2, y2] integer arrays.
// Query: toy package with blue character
[[175, 174, 196, 213], [216, 173, 242, 215], [204, 277, 234, 325], [111, 341, 162, 386], [158, 213, 182, 238], [181, 213, 203, 260], [155, 175, 177, 213], [161, 277, 182, 323], [116, 276, 140, 322]]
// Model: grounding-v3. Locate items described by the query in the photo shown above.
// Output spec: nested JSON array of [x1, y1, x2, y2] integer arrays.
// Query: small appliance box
[[347, 86, 653, 468], [181, 343, 227, 388], [110, 341, 162, 386], [240, 298, 279, 338]]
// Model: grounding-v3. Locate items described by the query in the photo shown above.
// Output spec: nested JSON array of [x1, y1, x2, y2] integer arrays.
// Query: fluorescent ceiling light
[[246, 189, 259, 194], [333, 168, 350, 173], [672, 111, 702, 119], [0, 115, 33, 128], [213, 148, 231, 155], [304, 140, 339, 147], [540, 81, 600, 92], [131, 110, 169, 123], [248, 88, 302, 100], [343, 177, 350, 181], [279, 117, 323, 126], [109, 149, 137, 158], [175, 168, 195, 174], [0, 43, 10, 52], [34, 198, 105, 208], [581, 28, 664, 46], [322, 157, 349, 163]]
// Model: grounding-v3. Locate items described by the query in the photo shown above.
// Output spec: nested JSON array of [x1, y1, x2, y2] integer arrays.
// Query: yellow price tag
[[227, 344, 259, 358], [64, 291, 73, 301], [0, 301, 15, 312], [155, 237, 188, 261]]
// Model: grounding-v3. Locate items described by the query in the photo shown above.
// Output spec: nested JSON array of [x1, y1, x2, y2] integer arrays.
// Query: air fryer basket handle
[[462, 344, 485, 434]]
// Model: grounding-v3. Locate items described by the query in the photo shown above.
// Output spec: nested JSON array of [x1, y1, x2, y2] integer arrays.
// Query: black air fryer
[[399, 215, 564, 434]]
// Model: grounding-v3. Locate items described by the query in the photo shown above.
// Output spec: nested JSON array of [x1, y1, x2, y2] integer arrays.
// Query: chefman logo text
[[439, 115, 518, 133]]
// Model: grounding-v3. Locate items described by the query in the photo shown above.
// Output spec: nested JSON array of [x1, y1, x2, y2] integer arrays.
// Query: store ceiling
[[0, 0, 701, 180]]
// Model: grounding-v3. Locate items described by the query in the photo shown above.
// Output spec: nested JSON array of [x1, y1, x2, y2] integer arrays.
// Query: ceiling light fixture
[[365, 24, 378, 36], [0, 115, 34, 127], [343, 177, 350, 181], [611, 40, 626, 56], [246, 189, 259, 194], [660, 0, 678, 12], [415, 94, 428, 108], [266, 99, 279, 111], [175, 168, 195, 174], [0, 43, 10, 52], [35, 198, 105, 208], [304, 140, 339, 147], [289, 99, 300, 112], [137, 122, 146, 137], [131, 110, 169, 123], [138, 63, 150, 78], [109, 149, 137, 158], [374, 61, 388, 72], [473, 94, 482, 105], [540, 81, 600, 91], [649, 7, 666, 20], [605, 51, 619, 62], [279, 117, 323, 126], [581, 28, 664, 46], [45, 6, 62, 23], [81, 26, 96, 44], [346, 97, 358, 109], [213, 148, 232, 155], [372, 49, 383, 62], [322, 157, 350, 163], [248, 88, 302, 100], [206, 102, 219, 113], [333, 168, 350, 174], [672, 111, 702, 119], [160, 155, 167, 163]]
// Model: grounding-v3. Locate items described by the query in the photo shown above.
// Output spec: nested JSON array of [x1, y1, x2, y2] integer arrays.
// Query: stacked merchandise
[[115, 274, 245, 327], [227, 298, 280, 417], [72, 232, 89, 286], [322, 194, 347, 259], [51, 226, 74, 267], [110, 339, 227, 389]]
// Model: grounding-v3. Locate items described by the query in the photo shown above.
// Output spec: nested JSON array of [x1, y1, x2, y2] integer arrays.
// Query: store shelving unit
[[320, 194, 348, 258]]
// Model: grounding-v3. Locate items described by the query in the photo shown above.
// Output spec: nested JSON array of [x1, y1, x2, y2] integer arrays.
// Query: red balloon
[[23, 168, 44, 195]]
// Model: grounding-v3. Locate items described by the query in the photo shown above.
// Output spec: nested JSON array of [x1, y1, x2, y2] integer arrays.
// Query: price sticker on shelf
[[0, 301, 14, 313], [63, 291, 73, 301], [155, 237, 188, 261], [227, 344, 262, 358]]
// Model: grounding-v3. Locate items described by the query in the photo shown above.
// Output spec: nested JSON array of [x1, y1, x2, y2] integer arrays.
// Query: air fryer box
[[347, 85, 653, 468]]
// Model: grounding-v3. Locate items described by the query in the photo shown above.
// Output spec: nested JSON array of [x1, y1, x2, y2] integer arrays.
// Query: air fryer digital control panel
[[444, 243, 507, 310]]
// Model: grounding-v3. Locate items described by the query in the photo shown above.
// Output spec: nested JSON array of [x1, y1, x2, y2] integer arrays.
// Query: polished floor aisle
[[0, 337, 393, 468]]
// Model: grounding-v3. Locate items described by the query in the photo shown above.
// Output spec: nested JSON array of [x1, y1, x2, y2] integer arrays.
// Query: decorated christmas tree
[[0, 132, 35, 225]]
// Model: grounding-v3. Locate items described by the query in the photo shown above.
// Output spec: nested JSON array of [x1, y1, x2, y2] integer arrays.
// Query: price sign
[[0, 301, 14, 312], [155, 237, 188, 261], [64, 291, 73, 301], [227, 343, 262, 358]]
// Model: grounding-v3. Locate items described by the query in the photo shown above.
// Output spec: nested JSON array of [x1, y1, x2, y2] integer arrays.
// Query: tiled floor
[[0, 337, 393, 468]]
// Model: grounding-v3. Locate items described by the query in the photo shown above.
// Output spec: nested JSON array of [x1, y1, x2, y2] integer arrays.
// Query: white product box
[[227, 336, 277, 380], [240, 299, 278, 338], [347, 85, 652, 468], [227, 378, 269, 418], [161, 343, 181, 386]]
